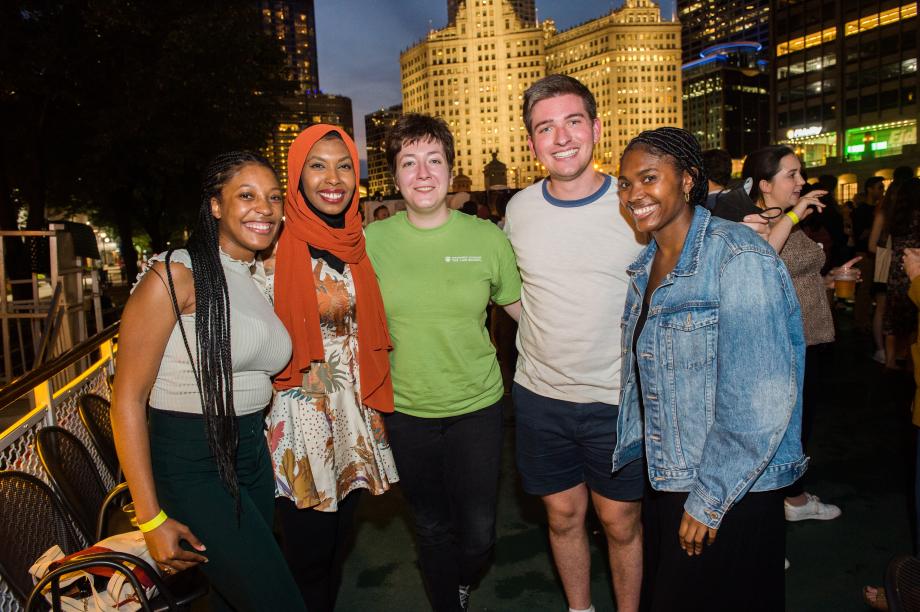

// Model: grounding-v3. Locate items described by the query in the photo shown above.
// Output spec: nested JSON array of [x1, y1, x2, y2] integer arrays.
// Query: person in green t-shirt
[[366, 113, 522, 612]]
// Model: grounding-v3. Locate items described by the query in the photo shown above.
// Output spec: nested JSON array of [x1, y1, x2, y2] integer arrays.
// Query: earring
[[684, 191, 690, 203]]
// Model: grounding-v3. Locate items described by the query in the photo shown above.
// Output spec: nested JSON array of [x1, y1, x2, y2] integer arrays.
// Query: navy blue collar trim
[[542, 174, 612, 208]]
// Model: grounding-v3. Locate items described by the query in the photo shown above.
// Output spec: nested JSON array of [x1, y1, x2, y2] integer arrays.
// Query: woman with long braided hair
[[112, 151, 306, 611], [611, 128, 806, 609]]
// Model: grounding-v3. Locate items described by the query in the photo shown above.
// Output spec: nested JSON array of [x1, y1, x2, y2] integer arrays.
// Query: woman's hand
[[678, 511, 717, 556], [144, 517, 208, 574], [904, 248, 920, 281], [789, 189, 827, 222], [824, 256, 863, 288], [741, 213, 770, 241]]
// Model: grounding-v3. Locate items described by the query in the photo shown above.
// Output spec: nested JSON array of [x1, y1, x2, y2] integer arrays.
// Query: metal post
[[74, 256, 87, 343], [91, 268, 103, 334], [35, 379, 56, 426], [100, 337, 116, 382], [49, 224, 60, 290], [0, 237, 10, 383]]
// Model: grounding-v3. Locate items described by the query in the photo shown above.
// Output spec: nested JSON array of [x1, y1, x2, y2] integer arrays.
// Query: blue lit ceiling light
[[682, 41, 764, 71]]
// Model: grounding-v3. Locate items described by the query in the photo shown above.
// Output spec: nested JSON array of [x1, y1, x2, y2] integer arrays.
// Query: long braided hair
[[621, 127, 708, 208], [166, 151, 277, 510]]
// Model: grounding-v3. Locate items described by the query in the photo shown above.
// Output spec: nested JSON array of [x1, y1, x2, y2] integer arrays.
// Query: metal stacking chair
[[35, 426, 123, 542], [0, 471, 205, 611], [0, 471, 85, 604], [77, 393, 119, 480], [887, 554, 920, 612], [26, 551, 176, 611]]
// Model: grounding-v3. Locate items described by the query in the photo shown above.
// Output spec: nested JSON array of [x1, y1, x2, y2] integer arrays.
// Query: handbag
[[875, 235, 892, 283], [29, 531, 160, 611]]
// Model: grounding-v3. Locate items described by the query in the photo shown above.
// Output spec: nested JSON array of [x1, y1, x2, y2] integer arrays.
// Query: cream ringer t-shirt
[[504, 175, 644, 404]]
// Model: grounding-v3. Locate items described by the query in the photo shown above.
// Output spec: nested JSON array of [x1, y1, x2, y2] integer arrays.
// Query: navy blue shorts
[[513, 382, 644, 501]]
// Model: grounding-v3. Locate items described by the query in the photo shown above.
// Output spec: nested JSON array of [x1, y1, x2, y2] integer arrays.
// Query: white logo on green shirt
[[444, 256, 483, 263]]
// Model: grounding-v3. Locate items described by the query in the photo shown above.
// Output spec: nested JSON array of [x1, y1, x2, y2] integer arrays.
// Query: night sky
[[314, 0, 677, 175]]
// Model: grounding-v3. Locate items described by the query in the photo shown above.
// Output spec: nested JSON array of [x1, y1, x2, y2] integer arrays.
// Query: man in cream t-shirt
[[504, 75, 644, 612]]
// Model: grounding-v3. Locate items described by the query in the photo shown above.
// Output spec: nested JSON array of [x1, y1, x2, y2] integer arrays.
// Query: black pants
[[786, 343, 830, 496], [641, 488, 785, 612], [149, 410, 306, 612], [276, 491, 362, 612], [385, 402, 503, 612]]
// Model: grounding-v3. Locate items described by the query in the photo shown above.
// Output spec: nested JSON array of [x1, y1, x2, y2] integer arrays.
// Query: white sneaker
[[459, 585, 471, 611], [872, 349, 886, 364], [785, 557, 790, 570], [784, 492, 842, 521]]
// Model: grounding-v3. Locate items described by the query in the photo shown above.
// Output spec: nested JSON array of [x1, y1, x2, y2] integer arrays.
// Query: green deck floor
[[333, 316, 913, 611]]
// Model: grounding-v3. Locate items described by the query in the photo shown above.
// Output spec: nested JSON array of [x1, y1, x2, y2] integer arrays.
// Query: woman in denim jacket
[[611, 128, 807, 610]]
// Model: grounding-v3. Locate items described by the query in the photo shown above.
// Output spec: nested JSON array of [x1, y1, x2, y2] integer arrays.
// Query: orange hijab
[[273, 125, 394, 412]]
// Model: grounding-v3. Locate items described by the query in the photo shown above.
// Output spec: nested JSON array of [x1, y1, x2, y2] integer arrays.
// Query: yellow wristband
[[785, 211, 800, 225], [138, 510, 168, 533]]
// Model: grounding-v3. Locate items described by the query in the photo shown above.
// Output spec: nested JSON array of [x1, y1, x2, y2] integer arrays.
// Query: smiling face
[[760, 153, 805, 210], [617, 146, 694, 238], [394, 137, 450, 222], [211, 162, 283, 260], [527, 93, 600, 186], [300, 137, 356, 215]]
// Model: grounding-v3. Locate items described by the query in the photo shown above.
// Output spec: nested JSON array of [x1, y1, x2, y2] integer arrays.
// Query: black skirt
[[641, 486, 785, 612]]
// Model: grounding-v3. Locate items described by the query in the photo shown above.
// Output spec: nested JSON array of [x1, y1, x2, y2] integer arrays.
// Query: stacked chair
[[0, 393, 207, 611]]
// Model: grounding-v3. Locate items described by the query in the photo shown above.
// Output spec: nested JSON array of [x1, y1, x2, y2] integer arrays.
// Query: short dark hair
[[817, 174, 838, 192], [894, 166, 915, 182], [741, 145, 796, 203], [522, 74, 597, 136], [385, 113, 455, 176], [701, 149, 732, 188], [864, 175, 884, 192], [373, 205, 389, 219]]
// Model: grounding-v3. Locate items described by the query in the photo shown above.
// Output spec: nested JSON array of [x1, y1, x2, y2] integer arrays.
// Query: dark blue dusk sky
[[314, 0, 677, 175]]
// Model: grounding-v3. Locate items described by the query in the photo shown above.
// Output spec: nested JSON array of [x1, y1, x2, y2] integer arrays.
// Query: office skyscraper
[[679, 0, 771, 158], [260, 0, 319, 186], [365, 105, 402, 197], [260, 0, 319, 93], [772, 0, 918, 198]]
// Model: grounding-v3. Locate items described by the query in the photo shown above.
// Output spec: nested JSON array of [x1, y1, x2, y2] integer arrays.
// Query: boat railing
[[0, 323, 118, 612]]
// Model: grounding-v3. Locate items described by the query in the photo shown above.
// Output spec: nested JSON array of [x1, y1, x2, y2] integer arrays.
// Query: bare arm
[[765, 191, 827, 253], [868, 209, 885, 254], [111, 261, 207, 571], [501, 299, 522, 322]]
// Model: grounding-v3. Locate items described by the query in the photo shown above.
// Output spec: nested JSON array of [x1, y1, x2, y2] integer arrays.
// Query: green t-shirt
[[366, 210, 522, 418]]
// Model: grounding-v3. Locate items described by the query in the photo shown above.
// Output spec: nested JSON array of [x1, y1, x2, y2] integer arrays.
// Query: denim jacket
[[611, 207, 808, 529]]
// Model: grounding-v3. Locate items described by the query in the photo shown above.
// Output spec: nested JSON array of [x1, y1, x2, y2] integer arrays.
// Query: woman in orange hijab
[[267, 125, 398, 611]]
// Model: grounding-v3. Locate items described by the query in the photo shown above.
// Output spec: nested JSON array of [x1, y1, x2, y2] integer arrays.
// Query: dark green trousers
[[149, 409, 306, 612]]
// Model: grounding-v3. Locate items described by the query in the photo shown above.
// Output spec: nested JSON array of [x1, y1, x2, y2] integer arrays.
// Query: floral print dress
[[266, 258, 398, 511]]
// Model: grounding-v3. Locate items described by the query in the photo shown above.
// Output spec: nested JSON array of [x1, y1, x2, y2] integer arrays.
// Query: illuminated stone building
[[546, 0, 682, 175], [401, 0, 547, 190], [365, 104, 403, 197], [773, 0, 919, 198], [448, 0, 535, 26], [679, 0, 770, 158], [401, 0, 680, 190]]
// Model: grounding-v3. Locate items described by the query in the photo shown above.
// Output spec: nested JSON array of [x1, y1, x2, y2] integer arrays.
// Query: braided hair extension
[[165, 150, 277, 513], [622, 127, 709, 208]]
